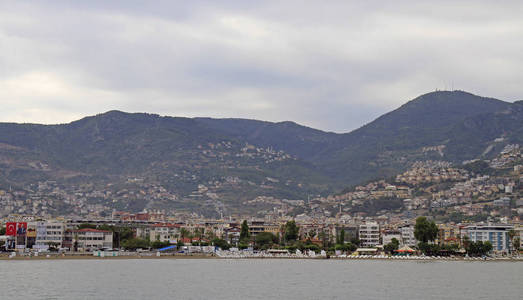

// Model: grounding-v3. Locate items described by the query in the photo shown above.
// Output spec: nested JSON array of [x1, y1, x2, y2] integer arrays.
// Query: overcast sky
[[1, 1, 522, 132]]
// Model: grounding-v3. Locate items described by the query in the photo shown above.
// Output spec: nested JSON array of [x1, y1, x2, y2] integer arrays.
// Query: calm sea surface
[[0, 259, 521, 300]]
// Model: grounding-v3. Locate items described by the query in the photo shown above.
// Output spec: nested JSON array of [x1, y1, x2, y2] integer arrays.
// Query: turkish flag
[[6, 222, 17, 236]]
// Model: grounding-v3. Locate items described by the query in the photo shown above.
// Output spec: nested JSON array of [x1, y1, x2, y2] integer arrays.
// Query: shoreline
[[0, 253, 217, 260], [1, 254, 522, 262]]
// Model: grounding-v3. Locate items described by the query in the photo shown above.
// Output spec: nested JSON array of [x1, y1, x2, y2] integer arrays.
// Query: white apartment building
[[35, 221, 65, 249], [399, 225, 417, 247], [466, 224, 513, 253], [135, 226, 150, 240], [382, 231, 402, 246], [150, 224, 180, 243], [359, 222, 380, 247], [74, 228, 113, 251]]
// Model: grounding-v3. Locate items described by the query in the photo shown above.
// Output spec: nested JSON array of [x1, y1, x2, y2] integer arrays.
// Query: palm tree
[[205, 229, 215, 241], [73, 233, 79, 252], [194, 228, 204, 246], [319, 231, 327, 250], [180, 228, 190, 243], [508, 230, 517, 254], [513, 237, 521, 252]]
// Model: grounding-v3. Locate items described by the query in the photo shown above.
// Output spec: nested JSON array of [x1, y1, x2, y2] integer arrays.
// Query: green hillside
[[0, 90, 521, 214]]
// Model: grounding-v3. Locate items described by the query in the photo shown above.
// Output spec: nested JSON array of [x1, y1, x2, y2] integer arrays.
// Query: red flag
[[6, 222, 17, 236]]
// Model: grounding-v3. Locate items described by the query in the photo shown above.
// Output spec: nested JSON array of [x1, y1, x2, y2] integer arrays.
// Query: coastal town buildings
[[73, 228, 113, 251], [248, 220, 280, 237], [466, 224, 513, 253], [382, 230, 402, 245], [359, 222, 380, 247], [35, 221, 66, 250], [1, 214, 522, 258], [149, 224, 180, 243], [437, 223, 460, 245], [399, 225, 417, 247], [0, 146, 521, 256]]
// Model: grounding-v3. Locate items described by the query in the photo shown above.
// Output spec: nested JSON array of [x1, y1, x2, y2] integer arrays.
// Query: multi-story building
[[466, 224, 513, 253], [382, 230, 402, 245], [224, 227, 241, 246], [135, 226, 150, 240], [248, 221, 280, 237], [73, 228, 113, 251], [359, 222, 380, 247], [437, 223, 460, 245], [510, 224, 523, 250], [35, 221, 65, 249], [334, 225, 359, 243], [399, 225, 417, 247], [150, 224, 180, 243]]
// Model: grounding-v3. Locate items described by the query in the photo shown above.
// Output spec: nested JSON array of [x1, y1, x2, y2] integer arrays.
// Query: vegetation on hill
[[0, 90, 521, 213]]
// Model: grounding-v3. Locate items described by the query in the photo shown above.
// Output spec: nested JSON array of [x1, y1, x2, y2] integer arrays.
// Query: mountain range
[[0, 90, 521, 214]]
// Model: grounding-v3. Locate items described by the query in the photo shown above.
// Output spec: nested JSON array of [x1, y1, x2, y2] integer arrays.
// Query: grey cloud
[[0, 1, 522, 132]]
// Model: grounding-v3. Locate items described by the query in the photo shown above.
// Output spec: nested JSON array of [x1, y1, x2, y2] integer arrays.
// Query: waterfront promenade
[[2, 251, 522, 261]]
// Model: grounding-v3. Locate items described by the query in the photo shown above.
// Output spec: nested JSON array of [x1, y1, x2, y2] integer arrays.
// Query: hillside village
[[1, 144, 522, 257], [1, 145, 521, 222], [0, 141, 312, 219], [0, 93, 522, 259]]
